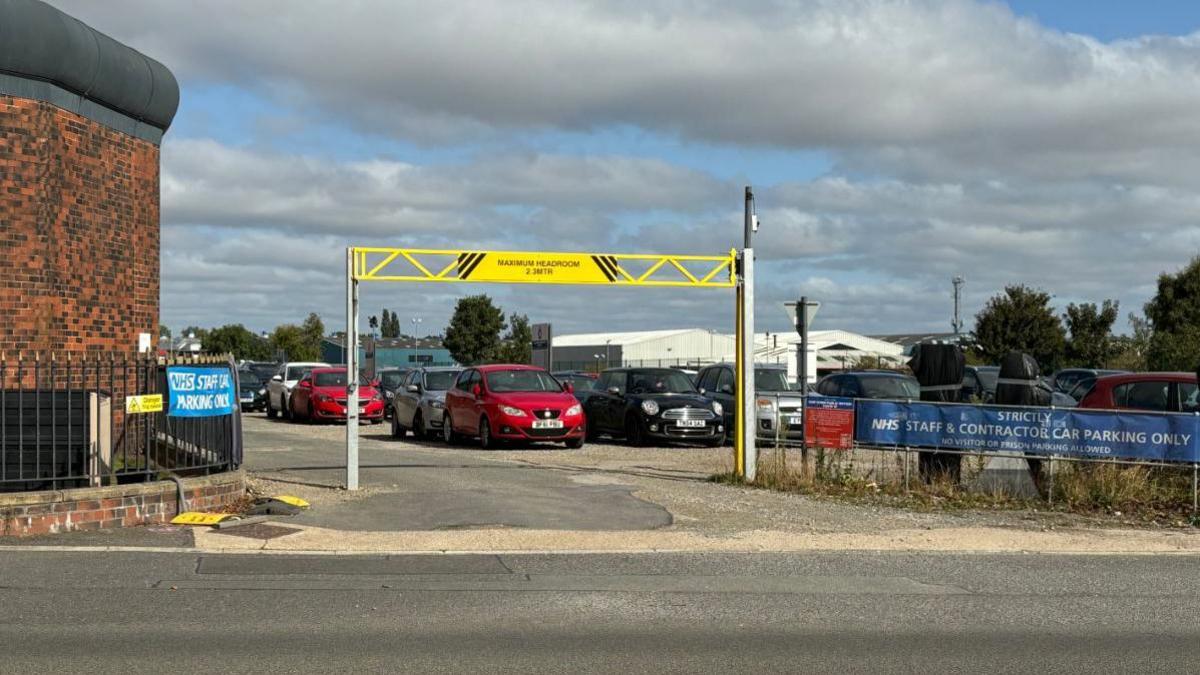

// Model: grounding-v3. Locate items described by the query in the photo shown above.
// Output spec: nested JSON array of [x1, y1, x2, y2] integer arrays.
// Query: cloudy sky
[[52, 0, 1200, 338]]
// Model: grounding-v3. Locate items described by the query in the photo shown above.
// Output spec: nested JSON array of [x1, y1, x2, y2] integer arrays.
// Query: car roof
[[841, 370, 913, 376], [1093, 372, 1196, 385], [285, 362, 329, 368], [309, 367, 346, 374], [475, 364, 544, 372]]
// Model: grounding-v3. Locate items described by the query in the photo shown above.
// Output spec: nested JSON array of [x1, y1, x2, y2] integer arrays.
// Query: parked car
[[584, 367, 723, 447], [266, 361, 330, 419], [241, 361, 281, 384], [377, 367, 413, 418], [288, 367, 386, 424], [1051, 368, 1129, 395], [695, 363, 805, 442], [391, 366, 462, 439], [237, 371, 267, 412], [553, 371, 600, 404], [1078, 372, 1199, 413], [443, 365, 585, 449], [815, 371, 921, 399], [961, 365, 999, 402]]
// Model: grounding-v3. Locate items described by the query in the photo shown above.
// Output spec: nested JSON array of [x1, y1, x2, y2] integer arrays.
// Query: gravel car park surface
[[218, 413, 1200, 556]]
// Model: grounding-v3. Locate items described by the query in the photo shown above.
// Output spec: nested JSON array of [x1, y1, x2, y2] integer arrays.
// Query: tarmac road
[[3, 548, 1198, 673]]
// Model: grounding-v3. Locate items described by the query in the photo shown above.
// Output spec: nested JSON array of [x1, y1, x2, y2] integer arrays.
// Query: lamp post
[[593, 353, 604, 374], [411, 317, 423, 363]]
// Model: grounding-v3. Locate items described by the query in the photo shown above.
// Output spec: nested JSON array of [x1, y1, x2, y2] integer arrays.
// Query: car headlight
[[641, 400, 659, 416], [565, 404, 582, 417], [756, 397, 773, 410], [499, 405, 526, 417], [258, 388, 266, 396], [373, 392, 384, 402], [430, 399, 445, 409], [712, 401, 723, 416], [385, 390, 394, 399]]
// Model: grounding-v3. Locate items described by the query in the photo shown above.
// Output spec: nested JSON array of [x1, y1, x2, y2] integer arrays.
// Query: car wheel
[[443, 413, 458, 444], [282, 394, 292, 420], [625, 414, 646, 447], [565, 437, 584, 450], [479, 416, 493, 449], [266, 397, 278, 419], [392, 414, 405, 439], [412, 411, 425, 440], [585, 421, 598, 442]]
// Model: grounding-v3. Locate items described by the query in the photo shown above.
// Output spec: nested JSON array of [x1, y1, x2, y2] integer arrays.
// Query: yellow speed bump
[[170, 512, 235, 526], [271, 495, 310, 509]]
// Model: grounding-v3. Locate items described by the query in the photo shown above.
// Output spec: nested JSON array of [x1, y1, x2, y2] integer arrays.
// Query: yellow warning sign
[[170, 512, 234, 526], [352, 247, 735, 288], [125, 394, 164, 414]]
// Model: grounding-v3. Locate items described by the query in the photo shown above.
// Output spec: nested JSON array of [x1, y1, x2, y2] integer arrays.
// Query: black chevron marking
[[591, 255, 615, 282], [461, 252, 486, 279]]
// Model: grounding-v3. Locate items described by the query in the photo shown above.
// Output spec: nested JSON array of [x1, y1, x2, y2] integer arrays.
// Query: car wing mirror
[[271, 375, 282, 382], [564, 382, 574, 393], [720, 384, 734, 394], [472, 384, 482, 396], [407, 384, 420, 393], [607, 387, 622, 396], [698, 387, 706, 395], [298, 380, 312, 388]]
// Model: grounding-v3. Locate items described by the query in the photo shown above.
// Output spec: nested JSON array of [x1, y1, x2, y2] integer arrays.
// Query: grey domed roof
[[0, 0, 179, 134]]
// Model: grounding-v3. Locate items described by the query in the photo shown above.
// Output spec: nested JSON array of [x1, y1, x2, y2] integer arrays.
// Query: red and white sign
[[804, 396, 855, 450]]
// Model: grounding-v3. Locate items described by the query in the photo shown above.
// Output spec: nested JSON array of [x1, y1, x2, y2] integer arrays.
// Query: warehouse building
[[551, 329, 735, 371], [752, 330, 907, 388]]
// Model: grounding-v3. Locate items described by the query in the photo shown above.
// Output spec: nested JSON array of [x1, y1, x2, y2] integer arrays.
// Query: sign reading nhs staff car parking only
[[167, 367, 236, 417]]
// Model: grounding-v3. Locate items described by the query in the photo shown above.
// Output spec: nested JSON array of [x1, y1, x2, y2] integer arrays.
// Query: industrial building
[[550, 328, 904, 384], [551, 329, 735, 371]]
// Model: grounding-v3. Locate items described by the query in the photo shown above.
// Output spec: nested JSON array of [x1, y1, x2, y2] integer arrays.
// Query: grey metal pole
[[798, 295, 808, 394], [742, 186, 757, 481], [345, 248, 360, 490]]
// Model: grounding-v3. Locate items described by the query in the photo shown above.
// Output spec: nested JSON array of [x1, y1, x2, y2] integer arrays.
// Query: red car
[[442, 364, 586, 449], [289, 367, 386, 423], [1077, 372, 1199, 413]]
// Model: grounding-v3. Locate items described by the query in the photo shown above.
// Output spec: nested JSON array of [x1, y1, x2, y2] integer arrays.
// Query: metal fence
[[0, 353, 241, 492], [551, 358, 724, 373]]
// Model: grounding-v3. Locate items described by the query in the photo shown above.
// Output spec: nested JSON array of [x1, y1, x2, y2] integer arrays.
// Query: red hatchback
[[1077, 372, 1199, 413], [442, 365, 586, 449], [290, 367, 386, 423]]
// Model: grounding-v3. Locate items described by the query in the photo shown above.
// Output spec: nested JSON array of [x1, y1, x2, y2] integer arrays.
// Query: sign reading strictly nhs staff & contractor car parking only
[[167, 367, 236, 417]]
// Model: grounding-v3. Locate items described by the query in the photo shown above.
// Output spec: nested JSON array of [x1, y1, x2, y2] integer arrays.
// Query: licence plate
[[532, 419, 563, 429], [676, 419, 706, 428], [788, 415, 803, 425]]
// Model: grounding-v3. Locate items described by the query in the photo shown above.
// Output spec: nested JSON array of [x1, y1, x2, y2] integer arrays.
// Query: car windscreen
[[486, 370, 563, 393], [424, 370, 459, 391], [754, 369, 790, 392], [628, 370, 697, 394], [248, 364, 277, 380], [239, 372, 261, 387], [558, 375, 596, 390], [859, 375, 920, 399], [380, 371, 407, 390], [311, 372, 370, 388], [286, 366, 314, 381], [975, 368, 999, 392]]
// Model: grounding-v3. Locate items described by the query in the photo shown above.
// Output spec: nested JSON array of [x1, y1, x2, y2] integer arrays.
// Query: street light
[[593, 353, 605, 374], [411, 317, 423, 363]]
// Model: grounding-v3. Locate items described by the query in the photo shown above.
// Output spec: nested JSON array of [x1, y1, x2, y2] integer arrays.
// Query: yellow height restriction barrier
[[352, 247, 736, 288]]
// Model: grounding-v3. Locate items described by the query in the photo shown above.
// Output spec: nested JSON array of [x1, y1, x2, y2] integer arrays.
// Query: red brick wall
[[0, 471, 245, 536], [0, 95, 160, 356]]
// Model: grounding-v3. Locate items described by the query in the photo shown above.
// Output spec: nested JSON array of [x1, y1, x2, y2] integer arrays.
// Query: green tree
[[495, 313, 533, 364], [180, 325, 209, 341], [391, 312, 402, 339], [159, 324, 172, 340], [1110, 313, 1153, 371], [270, 313, 326, 362], [380, 309, 393, 338], [1063, 300, 1119, 368], [205, 324, 272, 360], [972, 285, 1066, 370], [1145, 257, 1200, 370], [443, 295, 506, 365]]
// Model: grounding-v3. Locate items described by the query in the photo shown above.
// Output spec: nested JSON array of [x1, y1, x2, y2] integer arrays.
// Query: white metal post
[[345, 248, 360, 490]]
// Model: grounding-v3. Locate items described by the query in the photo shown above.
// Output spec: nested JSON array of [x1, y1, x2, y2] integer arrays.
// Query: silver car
[[391, 367, 462, 439]]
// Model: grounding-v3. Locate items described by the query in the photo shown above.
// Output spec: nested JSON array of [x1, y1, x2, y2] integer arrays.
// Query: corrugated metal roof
[[553, 328, 713, 347]]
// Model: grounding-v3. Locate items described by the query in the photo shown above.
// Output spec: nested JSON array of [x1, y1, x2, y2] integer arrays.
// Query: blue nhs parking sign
[[167, 366, 237, 417]]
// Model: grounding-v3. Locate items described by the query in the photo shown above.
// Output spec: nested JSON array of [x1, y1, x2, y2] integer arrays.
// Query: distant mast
[[951, 276, 965, 336]]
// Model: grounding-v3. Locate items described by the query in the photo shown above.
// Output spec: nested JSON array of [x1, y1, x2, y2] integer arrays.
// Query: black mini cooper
[[583, 368, 724, 446]]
